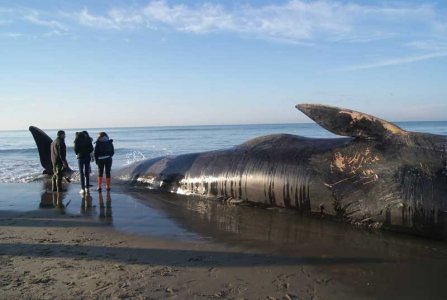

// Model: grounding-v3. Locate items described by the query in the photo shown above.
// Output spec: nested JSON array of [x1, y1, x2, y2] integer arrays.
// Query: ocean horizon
[[2, 120, 447, 132]]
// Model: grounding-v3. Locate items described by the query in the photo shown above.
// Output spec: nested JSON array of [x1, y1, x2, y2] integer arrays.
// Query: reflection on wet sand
[[39, 181, 66, 211], [40, 191, 67, 213], [80, 193, 94, 216], [38, 182, 112, 224], [98, 191, 113, 224], [127, 189, 445, 255], [126, 188, 447, 299]]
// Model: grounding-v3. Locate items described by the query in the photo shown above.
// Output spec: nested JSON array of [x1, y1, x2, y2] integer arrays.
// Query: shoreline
[[1, 182, 447, 299]]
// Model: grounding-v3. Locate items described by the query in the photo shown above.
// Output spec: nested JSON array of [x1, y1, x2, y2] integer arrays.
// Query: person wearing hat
[[51, 130, 68, 192]]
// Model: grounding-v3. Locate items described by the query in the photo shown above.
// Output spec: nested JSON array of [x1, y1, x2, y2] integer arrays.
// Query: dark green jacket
[[51, 137, 67, 166]]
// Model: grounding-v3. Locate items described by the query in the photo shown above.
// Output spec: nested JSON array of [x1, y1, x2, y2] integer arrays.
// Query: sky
[[0, 0, 446, 130]]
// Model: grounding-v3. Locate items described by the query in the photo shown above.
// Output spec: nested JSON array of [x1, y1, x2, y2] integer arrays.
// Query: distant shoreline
[[1, 120, 447, 132]]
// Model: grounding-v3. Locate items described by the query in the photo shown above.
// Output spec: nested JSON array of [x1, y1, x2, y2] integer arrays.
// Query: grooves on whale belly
[[120, 134, 352, 214]]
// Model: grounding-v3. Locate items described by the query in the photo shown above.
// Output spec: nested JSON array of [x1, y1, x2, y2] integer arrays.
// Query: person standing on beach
[[51, 130, 68, 192], [94, 132, 114, 192], [74, 131, 94, 194]]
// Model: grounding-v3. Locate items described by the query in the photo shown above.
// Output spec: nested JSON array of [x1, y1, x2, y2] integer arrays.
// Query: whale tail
[[29, 126, 54, 174], [29, 126, 75, 179], [296, 104, 406, 140]]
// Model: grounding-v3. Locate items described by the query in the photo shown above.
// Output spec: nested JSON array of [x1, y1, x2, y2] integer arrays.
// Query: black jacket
[[94, 137, 114, 161], [51, 137, 67, 166], [74, 134, 93, 159]]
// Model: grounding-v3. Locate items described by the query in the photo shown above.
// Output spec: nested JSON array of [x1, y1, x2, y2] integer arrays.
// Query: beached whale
[[29, 104, 447, 238]]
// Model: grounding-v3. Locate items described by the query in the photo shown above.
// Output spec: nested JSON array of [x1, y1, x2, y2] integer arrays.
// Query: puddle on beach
[[0, 182, 201, 241], [1, 181, 447, 298]]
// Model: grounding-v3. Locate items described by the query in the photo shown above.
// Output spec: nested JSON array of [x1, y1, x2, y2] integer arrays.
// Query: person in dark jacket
[[74, 131, 94, 194], [94, 132, 114, 191], [51, 130, 68, 192]]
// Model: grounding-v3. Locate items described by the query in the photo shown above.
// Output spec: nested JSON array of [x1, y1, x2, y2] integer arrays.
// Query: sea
[[0, 122, 446, 183]]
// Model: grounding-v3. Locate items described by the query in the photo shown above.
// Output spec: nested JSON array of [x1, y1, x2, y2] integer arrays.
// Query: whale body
[[30, 104, 447, 238]]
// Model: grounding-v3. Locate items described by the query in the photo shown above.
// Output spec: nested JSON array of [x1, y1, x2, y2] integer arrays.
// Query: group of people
[[50, 130, 114, 194]]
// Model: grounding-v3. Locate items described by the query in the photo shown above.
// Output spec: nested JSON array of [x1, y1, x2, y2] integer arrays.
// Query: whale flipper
[[296, 104, 405, 140], [29, 126, 53, 174]]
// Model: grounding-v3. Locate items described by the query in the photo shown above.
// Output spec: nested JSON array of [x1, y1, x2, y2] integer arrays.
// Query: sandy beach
[[1, 181, 447, 299]]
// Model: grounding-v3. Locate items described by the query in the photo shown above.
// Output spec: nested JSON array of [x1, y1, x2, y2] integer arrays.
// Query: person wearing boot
[[74, 131, 94, 194], [51, 130, 68, 192], [94, 132, 114, 192]]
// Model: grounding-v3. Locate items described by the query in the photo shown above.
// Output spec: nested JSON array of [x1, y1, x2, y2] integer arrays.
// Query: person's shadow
[[98, 191, 112, 224]]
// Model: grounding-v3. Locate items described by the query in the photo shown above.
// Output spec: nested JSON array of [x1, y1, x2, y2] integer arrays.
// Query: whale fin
[[29, 126, 53, 174], [296, 104, 405, 139]]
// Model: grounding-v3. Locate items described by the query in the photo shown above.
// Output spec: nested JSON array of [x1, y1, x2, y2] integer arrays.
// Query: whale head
[[297, 103, 447, 231]]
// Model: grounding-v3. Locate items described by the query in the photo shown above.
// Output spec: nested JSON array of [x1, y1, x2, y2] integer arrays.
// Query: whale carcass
[[30, 104, 447, 238]]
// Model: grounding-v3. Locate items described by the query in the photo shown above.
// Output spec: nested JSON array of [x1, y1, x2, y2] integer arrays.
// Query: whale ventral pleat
[[296, 103, 405, 140]]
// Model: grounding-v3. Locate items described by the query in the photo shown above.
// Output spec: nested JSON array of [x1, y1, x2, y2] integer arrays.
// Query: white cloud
[[71, 0, 440, 44], [1, 1, 445, 50], [0, 6, 70, 37], [330, 52, 447, 72], [78, 8, 121, 30], [23, 11, 68, 32], [0, 32, 22, 39], [142, 1, 234, 33], [108, 8, 145, 28], [405, 40, 447, 51]]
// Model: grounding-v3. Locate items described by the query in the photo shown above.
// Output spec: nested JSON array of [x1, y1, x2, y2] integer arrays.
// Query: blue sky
[[0, 0, 446, 130]]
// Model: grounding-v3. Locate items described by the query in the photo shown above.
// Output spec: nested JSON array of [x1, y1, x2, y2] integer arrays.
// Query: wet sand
[[1, 182, 447, 299]]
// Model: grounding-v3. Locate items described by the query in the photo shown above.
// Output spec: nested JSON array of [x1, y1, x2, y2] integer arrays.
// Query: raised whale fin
[[29, 126, 53, 174], [296, 104, 405, 139]]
